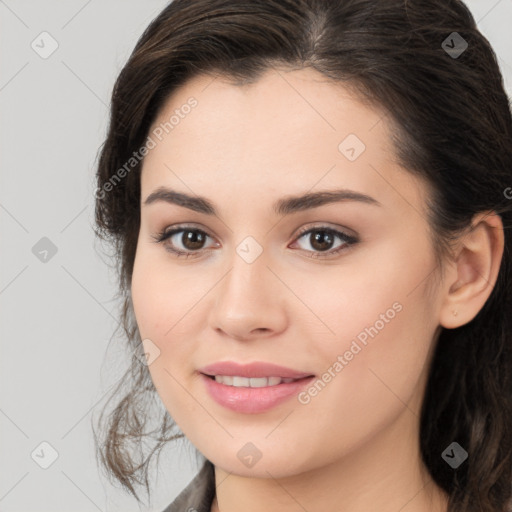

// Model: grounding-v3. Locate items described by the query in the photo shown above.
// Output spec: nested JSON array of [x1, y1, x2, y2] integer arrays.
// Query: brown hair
[[93, 1, 512, 510]]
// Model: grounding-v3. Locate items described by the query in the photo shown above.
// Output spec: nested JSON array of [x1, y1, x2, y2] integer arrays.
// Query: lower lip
[[200, 374, 315, 414]]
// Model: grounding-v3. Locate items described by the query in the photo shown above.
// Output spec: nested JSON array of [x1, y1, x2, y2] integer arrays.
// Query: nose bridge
[[209, 235, 287, 338], [221, 237, 272, 309]]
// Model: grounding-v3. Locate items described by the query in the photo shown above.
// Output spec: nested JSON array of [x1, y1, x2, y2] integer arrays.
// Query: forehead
[[148, 66, 387, 152], [140, 67, 429, 220]]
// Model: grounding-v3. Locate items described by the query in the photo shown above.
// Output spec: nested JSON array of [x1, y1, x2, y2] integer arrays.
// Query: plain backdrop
[[1, 1, 511, 511]]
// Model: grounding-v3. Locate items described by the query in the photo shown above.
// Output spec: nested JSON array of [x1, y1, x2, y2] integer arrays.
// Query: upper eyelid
[[295, 223, 355, 238]]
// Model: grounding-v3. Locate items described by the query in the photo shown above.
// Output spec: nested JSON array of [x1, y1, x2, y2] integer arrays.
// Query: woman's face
[[131, 67, 446, 477]]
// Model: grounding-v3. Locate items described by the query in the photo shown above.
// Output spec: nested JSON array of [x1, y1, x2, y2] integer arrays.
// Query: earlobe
[[439, 212, 504, 329]]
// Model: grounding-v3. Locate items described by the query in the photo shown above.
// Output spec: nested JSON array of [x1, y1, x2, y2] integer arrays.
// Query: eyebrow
[[143, 186, 381, 216]]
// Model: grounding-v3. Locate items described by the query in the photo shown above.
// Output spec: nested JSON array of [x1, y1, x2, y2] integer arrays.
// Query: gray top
[[161, 460, 216, 512]]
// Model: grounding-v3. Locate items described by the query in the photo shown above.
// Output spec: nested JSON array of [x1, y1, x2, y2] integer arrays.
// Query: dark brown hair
[[92, 1, 512, 510]]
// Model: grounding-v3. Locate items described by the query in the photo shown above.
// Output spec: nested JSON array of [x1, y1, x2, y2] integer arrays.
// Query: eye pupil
[[183, 230, 205, 250], [311, 230, 333, 251]]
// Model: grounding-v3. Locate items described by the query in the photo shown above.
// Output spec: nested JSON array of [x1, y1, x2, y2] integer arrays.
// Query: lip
[[200, 374, 315, 414], [198, 361, 315, 414], [198, 361, 313, 379]]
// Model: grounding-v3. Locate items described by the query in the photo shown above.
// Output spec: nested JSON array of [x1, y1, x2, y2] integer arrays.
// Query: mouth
[[198, 360, 314, 380], [201, 374, 310, 387], [199, 371, 316, 414]]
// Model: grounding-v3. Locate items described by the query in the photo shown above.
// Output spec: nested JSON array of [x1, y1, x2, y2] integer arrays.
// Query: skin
[[130, 67, 504, 512]]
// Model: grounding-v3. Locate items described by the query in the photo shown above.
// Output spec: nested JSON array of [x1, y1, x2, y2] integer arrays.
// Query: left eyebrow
[[273, 189, 381, 215], [143, 187, 381, 216]]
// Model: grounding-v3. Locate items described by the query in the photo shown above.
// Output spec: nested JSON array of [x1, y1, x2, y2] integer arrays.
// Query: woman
[[93, 1, 512, 511]]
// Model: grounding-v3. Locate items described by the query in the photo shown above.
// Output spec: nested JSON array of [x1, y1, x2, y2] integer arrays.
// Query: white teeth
[[213, 375, 297, 387], [248, 377, 268, 388], [221, 375, 233, 386], [232, 376, 250, 387]]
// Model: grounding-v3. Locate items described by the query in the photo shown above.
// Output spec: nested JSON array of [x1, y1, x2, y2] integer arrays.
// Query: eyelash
[[151, 224, 359, 260]]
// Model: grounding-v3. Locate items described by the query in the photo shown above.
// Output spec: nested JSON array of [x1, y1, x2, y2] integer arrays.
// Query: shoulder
[[161, 459, 216, 512]]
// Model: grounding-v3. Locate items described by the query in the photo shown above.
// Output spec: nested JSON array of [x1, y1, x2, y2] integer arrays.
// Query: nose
[[208, 246, 288, 341]]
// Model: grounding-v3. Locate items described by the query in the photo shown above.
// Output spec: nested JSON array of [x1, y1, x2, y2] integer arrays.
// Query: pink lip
[[199, 361, 313, 379], [200, 375, 315, 414], [198, 361, 315, 414]]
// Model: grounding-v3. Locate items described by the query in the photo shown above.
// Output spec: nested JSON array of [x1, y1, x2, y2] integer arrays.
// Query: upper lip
[[199, 361, 314, 379]]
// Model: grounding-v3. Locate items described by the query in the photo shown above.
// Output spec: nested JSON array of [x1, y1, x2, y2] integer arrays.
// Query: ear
[[439, 211, 504, 329]]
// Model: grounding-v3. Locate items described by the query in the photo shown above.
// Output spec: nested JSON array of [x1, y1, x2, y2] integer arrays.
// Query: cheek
[[131, 247, 201, 340], [294, 236, 438, 404], [130, 246, 211, 398], [292, 236, 436, 349], [131, 253, 195, 421], [286, 274, 436, 467]]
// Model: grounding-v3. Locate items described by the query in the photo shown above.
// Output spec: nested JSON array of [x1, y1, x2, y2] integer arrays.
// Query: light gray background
[[1, 1, 511, 511]]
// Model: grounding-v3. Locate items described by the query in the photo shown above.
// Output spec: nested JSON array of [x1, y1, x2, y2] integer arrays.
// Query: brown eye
[[291, 226, 358, 259], [308, 230, 335, 251], [154, 227, 217, 257], [180, 230, 207, 250]]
